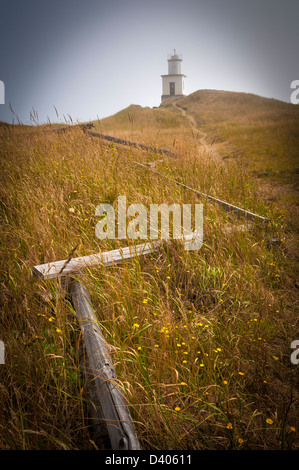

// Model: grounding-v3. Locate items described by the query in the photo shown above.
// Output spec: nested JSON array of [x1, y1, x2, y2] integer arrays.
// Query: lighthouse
[[161, 49, 187, 103]]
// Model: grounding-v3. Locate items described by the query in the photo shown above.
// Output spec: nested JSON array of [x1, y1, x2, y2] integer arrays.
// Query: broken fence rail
[[50, 124, 177, 156], [33, 239, 161, 280], [33, 234, 198, 280], [133, 161, 270, 225], [86, 130, 178, 157]]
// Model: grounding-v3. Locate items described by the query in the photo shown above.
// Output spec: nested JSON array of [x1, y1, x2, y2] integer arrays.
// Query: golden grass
[[0, 93, 298, 450], [92, 104, 196, 151], [178, 90, 299, 174]]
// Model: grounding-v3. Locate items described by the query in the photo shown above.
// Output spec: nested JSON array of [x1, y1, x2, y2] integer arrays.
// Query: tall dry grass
[[0, 104, 298, 450]]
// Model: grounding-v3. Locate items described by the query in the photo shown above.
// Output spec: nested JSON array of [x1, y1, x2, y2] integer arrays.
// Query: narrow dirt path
[[173, 102, 223, 161]]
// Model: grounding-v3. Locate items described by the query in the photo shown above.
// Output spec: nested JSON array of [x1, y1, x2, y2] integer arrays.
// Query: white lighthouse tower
[[161, 49, 187, 103]]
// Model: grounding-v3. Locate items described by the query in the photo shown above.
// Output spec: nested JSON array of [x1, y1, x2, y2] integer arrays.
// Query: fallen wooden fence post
[[78, 343, 111, 446], [69, 278, 140, 450]]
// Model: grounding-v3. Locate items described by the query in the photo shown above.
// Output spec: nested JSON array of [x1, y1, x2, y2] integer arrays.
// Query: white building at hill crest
[[161, 50, 187, 103]]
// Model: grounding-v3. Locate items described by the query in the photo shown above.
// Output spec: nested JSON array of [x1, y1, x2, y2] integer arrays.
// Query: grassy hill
[[0, 90, 298, 450], [178, 89, 299, 174], [92, 103, 190, 149], [95, 89, 299, 178]]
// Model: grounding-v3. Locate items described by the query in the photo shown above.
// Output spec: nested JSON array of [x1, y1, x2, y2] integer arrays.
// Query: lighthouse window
[[170, 82, 175, 95]]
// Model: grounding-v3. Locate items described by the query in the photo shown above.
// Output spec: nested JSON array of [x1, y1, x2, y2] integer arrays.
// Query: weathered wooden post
[[69, 278, 140, 450]]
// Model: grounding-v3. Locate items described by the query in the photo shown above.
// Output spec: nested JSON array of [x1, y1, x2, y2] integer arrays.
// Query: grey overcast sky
[[0, 0, 298, 124]]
